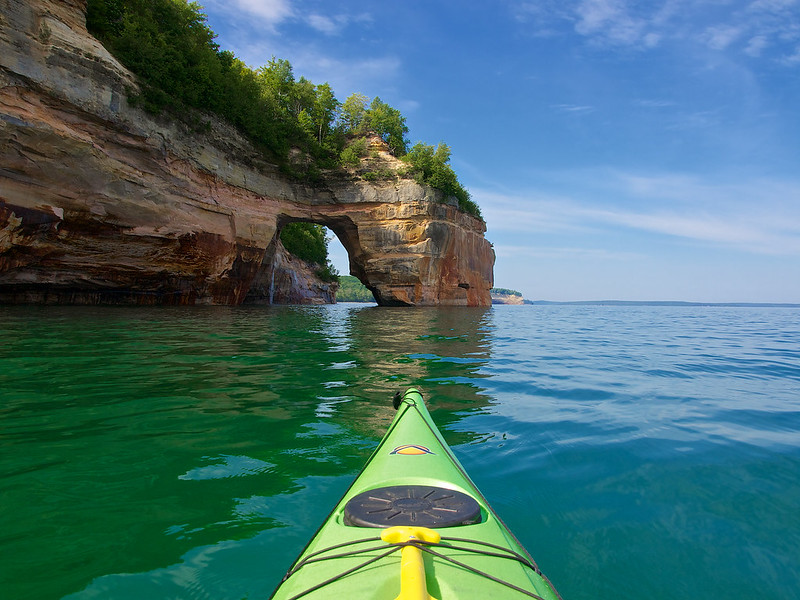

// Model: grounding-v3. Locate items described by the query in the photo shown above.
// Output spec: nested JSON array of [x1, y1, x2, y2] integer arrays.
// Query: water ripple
[[2, 304, 799, 600]]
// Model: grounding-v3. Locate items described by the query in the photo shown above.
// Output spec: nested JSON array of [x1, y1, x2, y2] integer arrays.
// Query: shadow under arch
[[267, 212, 379, 304]]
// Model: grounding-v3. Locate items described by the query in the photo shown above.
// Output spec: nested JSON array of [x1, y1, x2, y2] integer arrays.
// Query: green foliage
[[362, 169, 396, 181], [402, 143, 480, 218], [365, 97, 409, 156], [312, 83, 339, 144], [279, 223, 339, 282], [340, 137, 369, 167], [86, 0, 126, 39], [256, 58, 296, 115], [337, 94, 407, 156], [85, 0, 347, 161], [339, 93, 369, 133], [280, 222, 327, 265], [491, 288, 522, 297], [86, 0, 481, 221], [87, 0, 291, 155], [316, 264, 339, 283], [297, 109, 315, 138], [336, 276, 376, 302]]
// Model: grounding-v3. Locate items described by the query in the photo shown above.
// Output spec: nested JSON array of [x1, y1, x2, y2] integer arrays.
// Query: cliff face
[[0, 0, 494, 306], [248, 241, 338, 305], [491, 293, 525, 305]]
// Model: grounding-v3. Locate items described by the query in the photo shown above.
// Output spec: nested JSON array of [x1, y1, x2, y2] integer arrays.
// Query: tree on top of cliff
[[87, 0, 315, 160], [337, 94, 408, 157], [339, 93, 369, 133], [85, 0, 480, 221], [364, 97, 409, 156], [402, 143, 480, 218], [256, 58, 340, 149], [491, 288, 523, 297]]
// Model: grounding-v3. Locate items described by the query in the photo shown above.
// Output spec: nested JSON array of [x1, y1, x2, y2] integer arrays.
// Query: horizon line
[[522, 300, 800, 307]]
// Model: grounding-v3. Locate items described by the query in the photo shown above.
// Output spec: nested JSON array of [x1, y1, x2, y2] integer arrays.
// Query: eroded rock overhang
[[0, 0, 495, 306]]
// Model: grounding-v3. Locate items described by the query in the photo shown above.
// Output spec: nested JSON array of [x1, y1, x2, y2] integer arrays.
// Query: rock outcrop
[[491, 292, 525, 305], [0, 0, 494, 305], [248, 241, 338, 305]]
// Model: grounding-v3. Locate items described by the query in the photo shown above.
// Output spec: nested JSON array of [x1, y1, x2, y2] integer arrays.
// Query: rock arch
[[0, 0, 494, 306]]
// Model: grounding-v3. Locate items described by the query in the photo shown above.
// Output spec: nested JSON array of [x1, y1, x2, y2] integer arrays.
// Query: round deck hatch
[[344, 485, 481, 528]]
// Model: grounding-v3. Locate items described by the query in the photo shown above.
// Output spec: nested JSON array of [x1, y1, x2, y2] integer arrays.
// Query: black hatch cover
[[344, 485, 482, 528]]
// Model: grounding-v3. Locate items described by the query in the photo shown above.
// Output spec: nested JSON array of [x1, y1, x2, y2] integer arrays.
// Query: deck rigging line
[[278, 534, 550, 600]]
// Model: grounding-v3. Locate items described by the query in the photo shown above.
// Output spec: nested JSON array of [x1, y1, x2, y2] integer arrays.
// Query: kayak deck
[[270, 389, 561, 600]]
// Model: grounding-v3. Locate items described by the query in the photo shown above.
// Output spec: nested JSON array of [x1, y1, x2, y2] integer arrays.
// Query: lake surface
[[1, 304, 799, 599]]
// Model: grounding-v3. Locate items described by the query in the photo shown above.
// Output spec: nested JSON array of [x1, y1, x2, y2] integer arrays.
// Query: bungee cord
[[279, 533, 550, 600]]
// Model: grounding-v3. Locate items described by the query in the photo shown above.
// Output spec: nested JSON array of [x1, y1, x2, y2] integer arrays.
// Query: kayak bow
[[270, 388, 562, 600]]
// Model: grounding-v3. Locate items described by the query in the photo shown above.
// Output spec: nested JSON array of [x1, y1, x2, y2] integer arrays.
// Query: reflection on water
[[0, 305, 497, 600], [1, 304, 799, 600]]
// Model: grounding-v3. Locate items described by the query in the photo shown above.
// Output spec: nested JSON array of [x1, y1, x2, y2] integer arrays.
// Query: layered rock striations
[[491, 292, 525, 305], [0, 0, 494, 305]]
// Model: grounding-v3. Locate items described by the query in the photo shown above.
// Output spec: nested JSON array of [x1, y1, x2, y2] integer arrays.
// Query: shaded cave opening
[[250, 216, 378, 305]]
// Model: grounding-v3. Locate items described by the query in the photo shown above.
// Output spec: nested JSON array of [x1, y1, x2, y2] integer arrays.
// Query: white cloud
[[575, 0, 648, 45], [293, 53, 403, 97], [306, 12, 373, 35], [664, 110, 721, 130], [218, 33, 402, 97], [780, 45, 800, 64], [642, 32, 662, 47], [493, 244, 642, 261], [748, 0, 799, 13], [551, 103, 595, 113], [745, 34, 769, 55], [307, 14, 339, 34], [514, 0, 800, 60], [229, 0, 293, 27], [477, 190, 594, 235], [213, 2, 374, 39], [475, 171, 800, 256], [633, 98, 675, 108], [574, 0, 623, 33], [704, 25, 745, 50]]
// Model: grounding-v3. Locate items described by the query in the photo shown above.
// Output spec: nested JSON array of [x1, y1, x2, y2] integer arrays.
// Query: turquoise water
[[1, 304, 799, 599]]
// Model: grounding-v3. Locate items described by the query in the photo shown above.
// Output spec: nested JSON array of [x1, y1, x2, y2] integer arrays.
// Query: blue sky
[[199, 0, 800, 302]]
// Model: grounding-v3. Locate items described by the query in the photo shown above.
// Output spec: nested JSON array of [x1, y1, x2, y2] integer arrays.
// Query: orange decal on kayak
[[390, 444, 434, 455]]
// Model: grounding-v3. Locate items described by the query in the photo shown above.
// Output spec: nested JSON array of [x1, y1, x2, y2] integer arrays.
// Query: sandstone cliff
[[491, 292, 525, 305], [0, 0, 494, 306], [248, 241, 337, 305]]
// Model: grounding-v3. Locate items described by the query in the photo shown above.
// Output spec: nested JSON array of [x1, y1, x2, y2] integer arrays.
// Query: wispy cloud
[[215, 1, 373, 38], [227, 0, 294, 29], [306, 14, 341, 35], [780, 46, 800, 64], [574, 0, 651, 46], [222, 35, 402, 98], [306, 12, 373, 35], [632, 98, 675, 108], [475, 170, 800, 256], [293, 53, 403, 97], [493, 244, 643, 261], [202, 2, 390, 95], [744, 34, 769, 56], [704, 25, 746, 51], [551, 103, 595, 113], [512, 0, 800, 61]]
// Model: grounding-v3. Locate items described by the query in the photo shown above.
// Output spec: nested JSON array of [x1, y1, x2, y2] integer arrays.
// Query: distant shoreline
[[328, 300, 800, 307], [522, 300, 800, 308]]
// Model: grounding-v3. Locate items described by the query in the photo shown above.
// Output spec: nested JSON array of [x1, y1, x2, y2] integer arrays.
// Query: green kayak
[[270, 388, 562, 600]]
